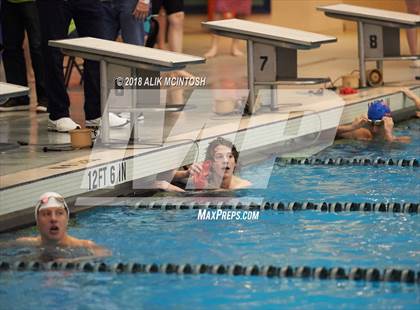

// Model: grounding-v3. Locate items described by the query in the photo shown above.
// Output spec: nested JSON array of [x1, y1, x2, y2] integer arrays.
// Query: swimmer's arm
[[84, 240, 112, 258], [54, 242, 112, 263], [336, 116, 369, 138], [0, 237, 39, 248], [154, 180, 185, 192], [382, 130, 411, 143], [383, 117, 410, 143], [384, 134, 411, 143], [174, 163, 203, 179], [336, 124, 355, 136], [401, 88, 420, 109], [16, 237, 39, 246], [0, 240, 20, 248], [174, 169, 189, 179], [242, 180, 252, 188], [338, 128, 372, 141], [174, 162, 206, 180], [235, 181, 252, 190]]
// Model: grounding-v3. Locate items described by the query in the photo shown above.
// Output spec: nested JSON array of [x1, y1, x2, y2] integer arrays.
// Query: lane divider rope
[[1, 261, 418, 284], [274, 157, 419, 167], [129, 201, 420, 213]]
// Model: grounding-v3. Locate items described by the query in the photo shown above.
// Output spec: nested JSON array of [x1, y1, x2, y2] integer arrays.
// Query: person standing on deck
[[36, 0, 128, 132], [0, 0, 48, 112]]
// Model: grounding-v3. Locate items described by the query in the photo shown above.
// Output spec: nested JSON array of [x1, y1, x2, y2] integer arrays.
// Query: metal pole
[[357, 21, 367, 88], [270, 85, 278, 111], [376, 60, 383, 75], [247, 40, 255, 114], [100, 60, 110, 144], [131, 68, 139, 143]]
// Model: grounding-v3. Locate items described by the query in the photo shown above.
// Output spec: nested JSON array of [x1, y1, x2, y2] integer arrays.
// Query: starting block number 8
[[363, 24, 384, 58], [369, 35, 377, 49]]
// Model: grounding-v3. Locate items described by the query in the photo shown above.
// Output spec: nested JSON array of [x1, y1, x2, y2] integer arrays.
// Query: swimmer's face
[[212, 145, 236, 179], [368, 119, 384, 134], [37, 207, 68, 242]]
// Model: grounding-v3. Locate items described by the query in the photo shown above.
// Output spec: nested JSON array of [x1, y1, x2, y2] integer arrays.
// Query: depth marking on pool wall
[[85, 160, 127, 190]]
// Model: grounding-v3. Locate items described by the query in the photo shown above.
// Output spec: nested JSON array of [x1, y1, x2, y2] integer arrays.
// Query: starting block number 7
[[253, 43, 276, 82]]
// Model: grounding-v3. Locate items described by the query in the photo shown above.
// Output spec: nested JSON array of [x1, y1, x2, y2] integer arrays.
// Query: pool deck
[[0, 31, 419, 231]]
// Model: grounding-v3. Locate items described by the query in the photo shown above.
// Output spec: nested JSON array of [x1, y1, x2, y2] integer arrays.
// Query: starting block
[[318, 4, 420, 87], [50, 37, 205, 144], [0, 82, 29, 101], [202, 19, 337, 113]]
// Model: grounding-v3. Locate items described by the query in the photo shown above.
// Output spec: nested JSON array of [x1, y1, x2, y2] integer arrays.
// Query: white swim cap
[[34, 192, 69, 221]]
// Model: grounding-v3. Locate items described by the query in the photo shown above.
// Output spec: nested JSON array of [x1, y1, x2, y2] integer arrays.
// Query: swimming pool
[[1, 209, 419, 309], [0, 119, 419, 309]]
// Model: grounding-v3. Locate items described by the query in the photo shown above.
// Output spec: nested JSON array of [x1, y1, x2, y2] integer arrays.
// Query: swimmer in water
[[153, 137, 251, 192], [2, 192, 110, 262], [336, 100, 411, 143], [188, 137, 252, 190]]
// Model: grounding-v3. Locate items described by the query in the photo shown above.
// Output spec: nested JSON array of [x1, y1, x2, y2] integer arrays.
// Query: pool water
[[0, 119, 419, 309], [316, 118, 420, 159], [1, 210, 419, 309], [239, 118, 420, 202], [240, 163, 419, 202], [2, 272, 419, 309]]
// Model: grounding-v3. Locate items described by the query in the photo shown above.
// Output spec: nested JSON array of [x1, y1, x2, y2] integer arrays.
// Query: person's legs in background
[[152, 0, 184, 52], [155, 6, 167, 49], [101, 0, 120, 41], [145, 16, 159, 47], [99, 0, 147, 127], [164, 0, 192, 78], [230, 17, 245, 56], [164, 0, 184, 53], [1, 1, 30, 111], [204, 34, 219, 59], [21, 1, 48, 112], [405, 0, 419, 78], [406, 0, 419, 56], [119, 0, 146, 45], [167, 11, 184, 53], [36, 0, 75, 130], [205, 0, 251, 58], [70, 0, 104, 123], [204, 12, 238, 58]]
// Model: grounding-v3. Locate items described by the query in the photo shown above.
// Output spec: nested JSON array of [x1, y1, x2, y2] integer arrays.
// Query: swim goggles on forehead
[[34, 194, 69, 218]]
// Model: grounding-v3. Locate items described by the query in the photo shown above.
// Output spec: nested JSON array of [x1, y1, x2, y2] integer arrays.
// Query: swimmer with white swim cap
[[7, 192, 110, 261]]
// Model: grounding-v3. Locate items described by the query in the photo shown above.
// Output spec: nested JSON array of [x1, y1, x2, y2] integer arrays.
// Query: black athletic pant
[[1, 1, 47, 103], [36, 0, 104, 120]]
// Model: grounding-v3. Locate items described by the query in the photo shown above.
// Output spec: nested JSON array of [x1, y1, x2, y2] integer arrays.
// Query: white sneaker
[[48, 117, 81, 132], [85, 113, 129, 128]]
